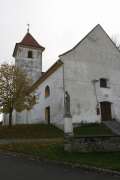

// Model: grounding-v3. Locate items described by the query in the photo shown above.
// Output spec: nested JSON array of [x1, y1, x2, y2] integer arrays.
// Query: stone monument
[[64, 91, 72, 117], [64, 91, 73, 136]]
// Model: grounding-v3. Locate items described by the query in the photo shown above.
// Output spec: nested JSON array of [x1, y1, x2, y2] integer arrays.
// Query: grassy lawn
[[0, 123, 119, 171], [74, 123, 114, 136], [0, 124, 63, 139], [0, 143, 120, 171], [0, 123, 114, 139]]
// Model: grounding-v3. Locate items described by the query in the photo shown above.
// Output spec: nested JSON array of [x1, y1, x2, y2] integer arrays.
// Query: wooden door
[[45, 107, 50, 124], [100, 102, 112, 121]]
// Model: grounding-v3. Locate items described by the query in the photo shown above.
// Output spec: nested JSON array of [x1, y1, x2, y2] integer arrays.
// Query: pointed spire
[[13, 25, 45, 57], [27, 24, 30, 33]]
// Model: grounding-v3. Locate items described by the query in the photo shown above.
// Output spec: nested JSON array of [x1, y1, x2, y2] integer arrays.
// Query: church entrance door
[[100, 101, 112, 121]]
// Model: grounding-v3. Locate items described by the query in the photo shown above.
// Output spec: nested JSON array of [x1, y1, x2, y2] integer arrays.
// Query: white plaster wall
[[14, 65, 64, 128], [4, 109, 30, 125], [28, 65, 64, 128], [3, 110, 16, 125], [60, 25, 120, 123], [3, 114, 9, 125], [15, 47, 42, 82], [15, 110, 28, 124]]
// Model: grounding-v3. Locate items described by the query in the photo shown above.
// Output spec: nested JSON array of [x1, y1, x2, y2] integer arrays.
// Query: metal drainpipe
[[62, 62, 65, 111], [92, 79, 99, 105], [92, 79, 101, 117]]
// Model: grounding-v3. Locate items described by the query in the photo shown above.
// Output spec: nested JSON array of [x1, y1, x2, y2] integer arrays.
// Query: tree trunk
[[9, 108, 13, 126]]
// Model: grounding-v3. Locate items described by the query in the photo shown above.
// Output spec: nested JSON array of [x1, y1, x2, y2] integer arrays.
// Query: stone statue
[[64, 91, 72, 117]]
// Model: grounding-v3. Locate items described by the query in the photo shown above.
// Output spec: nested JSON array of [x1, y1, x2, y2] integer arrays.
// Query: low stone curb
[[0, 138, 63, 144], [0, 150, 120, 177]]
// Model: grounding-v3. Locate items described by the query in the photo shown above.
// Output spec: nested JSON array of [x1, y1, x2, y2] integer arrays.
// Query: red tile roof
[[20, 32, 45, 49], [13, 32, 45, 57]]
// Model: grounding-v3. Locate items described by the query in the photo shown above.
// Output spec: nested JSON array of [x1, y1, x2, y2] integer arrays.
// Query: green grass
[[0, 124, 63, 139], [74, 123, 114, 136], [0, 143, 120, 171], [0, 123, 118, 171]]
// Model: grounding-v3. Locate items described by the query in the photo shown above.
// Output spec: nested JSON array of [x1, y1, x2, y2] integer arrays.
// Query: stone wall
[[64, 135, 120, 152]]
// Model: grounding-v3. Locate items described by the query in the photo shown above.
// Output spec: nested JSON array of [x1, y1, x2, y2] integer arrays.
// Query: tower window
[[28, 51, 33, 58], [100, 78, 108, 88]]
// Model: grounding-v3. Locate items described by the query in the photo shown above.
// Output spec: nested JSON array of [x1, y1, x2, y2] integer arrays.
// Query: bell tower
[[13, 26, 45, 82]]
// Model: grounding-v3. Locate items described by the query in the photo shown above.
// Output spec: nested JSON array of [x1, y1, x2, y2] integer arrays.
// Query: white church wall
[[63, 61, 100, 123], [3, 113, 9, 125], [27, 65, 64, 128], [3, 110, 16, 125], [60, 25, 120, 123], [15, 110, 28, 124]]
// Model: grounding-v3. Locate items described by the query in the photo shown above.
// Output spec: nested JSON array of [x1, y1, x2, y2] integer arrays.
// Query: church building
[[4, 24, 120, 129]]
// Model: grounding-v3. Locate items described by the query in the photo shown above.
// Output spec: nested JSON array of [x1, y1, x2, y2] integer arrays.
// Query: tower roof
[[13, 32, 45, 57], [20, 32, 45, 49]]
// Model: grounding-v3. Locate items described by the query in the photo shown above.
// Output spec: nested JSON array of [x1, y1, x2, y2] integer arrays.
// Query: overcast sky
[[1, 0, 120, 71]]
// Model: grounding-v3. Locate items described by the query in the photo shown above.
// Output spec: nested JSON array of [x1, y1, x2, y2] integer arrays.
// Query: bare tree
[[0, 64, 36, 126]]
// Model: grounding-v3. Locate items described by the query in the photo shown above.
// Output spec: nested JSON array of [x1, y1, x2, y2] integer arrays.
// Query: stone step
[[103, 120, 120, 135]]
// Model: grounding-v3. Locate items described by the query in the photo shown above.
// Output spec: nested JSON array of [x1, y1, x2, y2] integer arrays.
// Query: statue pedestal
[[64, 117, 73, 136]]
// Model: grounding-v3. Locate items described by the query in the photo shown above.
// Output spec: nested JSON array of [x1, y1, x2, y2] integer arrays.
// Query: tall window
[[28, 50, 33, 58], [45, 86, 50, 97], [100, 78, 107, 88]]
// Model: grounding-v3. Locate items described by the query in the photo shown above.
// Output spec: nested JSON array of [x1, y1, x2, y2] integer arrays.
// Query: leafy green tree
[[0, 64, 36, 126]]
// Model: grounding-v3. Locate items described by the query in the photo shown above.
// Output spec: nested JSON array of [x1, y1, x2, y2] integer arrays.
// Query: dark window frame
[[100, 78, 108, 88], [28, 50, 33, 58]]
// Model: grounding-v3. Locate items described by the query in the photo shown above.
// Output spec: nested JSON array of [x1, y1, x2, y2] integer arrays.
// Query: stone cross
[[27, 24, 30, 33]]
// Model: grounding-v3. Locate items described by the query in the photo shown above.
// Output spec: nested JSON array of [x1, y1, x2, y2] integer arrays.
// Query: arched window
[[28, 50, 33, 58], [45, 86, 50, 97]]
